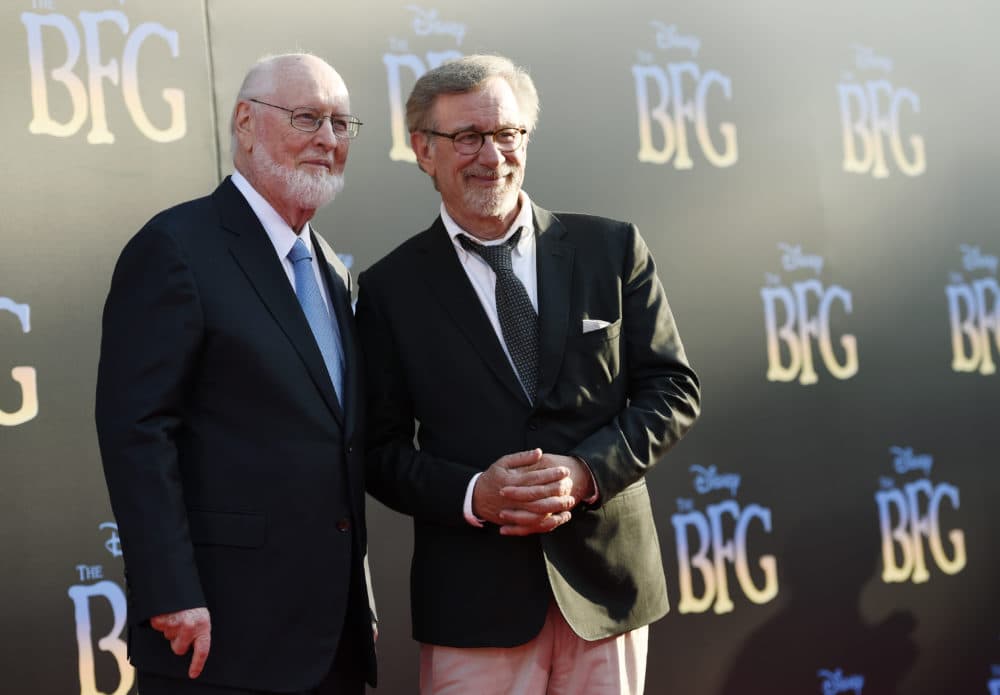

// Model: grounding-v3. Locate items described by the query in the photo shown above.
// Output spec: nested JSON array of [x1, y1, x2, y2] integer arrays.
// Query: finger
[[498, 522, 545, 537], [497, 509, 551, 526], [500, 470, 569, 496], [170, 632, 192, 656], [505, 495, 576, 514], [150, 616, 169, 632], [188, 634, 211, 678], [497, 449, 542, 470], [500, 478, 572, 502], [499, 510, 572, 535]]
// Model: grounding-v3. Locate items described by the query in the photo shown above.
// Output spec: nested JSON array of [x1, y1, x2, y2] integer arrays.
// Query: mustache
[[463, 165, 517, 180]]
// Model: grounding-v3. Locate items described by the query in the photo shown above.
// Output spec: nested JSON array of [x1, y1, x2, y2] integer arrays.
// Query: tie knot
[[459, 228, 523, 274], [288, 237, 312, 264]]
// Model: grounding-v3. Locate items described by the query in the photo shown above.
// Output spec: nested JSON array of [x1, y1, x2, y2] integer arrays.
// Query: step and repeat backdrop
[[2, 1, 998, 693]]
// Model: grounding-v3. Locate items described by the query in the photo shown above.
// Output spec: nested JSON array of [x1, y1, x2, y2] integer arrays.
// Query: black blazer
[[356, 203, 700, 647], [95, 177, 376, 690]]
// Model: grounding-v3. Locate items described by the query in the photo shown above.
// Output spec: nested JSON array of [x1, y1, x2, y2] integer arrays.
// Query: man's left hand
[[149, 606, 211, 678], [497, 453, 595, 529]]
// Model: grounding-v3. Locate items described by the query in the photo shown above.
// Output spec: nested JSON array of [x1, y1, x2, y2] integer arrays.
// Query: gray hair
[[405, 54, 539, 134]]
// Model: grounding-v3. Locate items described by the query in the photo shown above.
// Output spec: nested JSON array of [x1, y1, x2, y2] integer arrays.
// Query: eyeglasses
[[423, 127, 527, 155], [249, 98, 363, 138]]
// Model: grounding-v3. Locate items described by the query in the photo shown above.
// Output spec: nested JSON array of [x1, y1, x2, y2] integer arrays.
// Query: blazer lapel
[[418, 218, 529, 405], [214, 178, 344, 425], [533, 205, 574, 404], [313, 232, 356, 433]]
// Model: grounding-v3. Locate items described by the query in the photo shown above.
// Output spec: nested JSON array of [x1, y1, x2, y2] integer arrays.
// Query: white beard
[[252, 144, 344, 210]]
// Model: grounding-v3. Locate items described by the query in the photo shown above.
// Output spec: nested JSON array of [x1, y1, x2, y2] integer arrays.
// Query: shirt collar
[[442, 190, 534, 256], [231, 170, 315, 261]]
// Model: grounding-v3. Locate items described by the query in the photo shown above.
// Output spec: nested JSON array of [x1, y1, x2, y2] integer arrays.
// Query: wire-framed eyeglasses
[[249, 98, 363, 138]]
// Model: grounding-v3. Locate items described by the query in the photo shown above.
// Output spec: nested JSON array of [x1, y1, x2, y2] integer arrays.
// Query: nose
[[477, 135, 503, 166], [312, 118, 340, 149]]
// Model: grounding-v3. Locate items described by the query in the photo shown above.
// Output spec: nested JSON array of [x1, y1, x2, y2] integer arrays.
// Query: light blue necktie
[[288, 237, 345, 405]]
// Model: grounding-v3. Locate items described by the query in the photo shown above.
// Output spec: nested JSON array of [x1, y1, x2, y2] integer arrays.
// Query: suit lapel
[[214, 178, 344, 425], [419, 218, 529, 405], [313, 232, 356, 434], [533, 205, 574, 404]]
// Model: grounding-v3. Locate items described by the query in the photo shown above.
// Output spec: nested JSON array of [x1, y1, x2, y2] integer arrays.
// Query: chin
[[466, 185, 519, 219]]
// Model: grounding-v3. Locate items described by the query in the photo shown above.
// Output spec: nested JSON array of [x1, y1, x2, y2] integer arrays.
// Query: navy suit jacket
[[96, 177, 376, 690]]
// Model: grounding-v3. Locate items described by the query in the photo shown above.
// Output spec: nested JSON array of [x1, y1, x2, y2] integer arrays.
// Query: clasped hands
[[472, 449, 595, 536]]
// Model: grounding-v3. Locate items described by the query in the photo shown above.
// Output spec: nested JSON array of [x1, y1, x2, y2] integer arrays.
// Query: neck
[[285, 209, 316, 234]]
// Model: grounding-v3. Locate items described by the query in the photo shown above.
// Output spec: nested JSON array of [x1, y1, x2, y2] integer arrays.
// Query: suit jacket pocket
[[188, 509, 266, 548], [557, 318, 623, 401], [576, 317, 622, 344]]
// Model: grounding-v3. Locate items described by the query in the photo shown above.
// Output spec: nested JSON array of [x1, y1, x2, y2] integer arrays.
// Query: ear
[[410, 130, 436, 177], [234, 101, 256, 152]]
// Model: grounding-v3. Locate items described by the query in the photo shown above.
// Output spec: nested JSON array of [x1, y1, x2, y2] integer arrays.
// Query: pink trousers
[[420, 602, 648, 695]]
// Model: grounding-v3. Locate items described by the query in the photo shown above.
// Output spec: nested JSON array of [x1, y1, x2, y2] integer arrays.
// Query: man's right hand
[[472, 449, 575, 536], [150, 606, 211, 678]]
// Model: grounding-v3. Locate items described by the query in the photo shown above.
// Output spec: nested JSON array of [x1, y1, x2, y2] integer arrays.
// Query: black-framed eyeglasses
[[249, 98, 363, 138], [423, 127, 527, 155]]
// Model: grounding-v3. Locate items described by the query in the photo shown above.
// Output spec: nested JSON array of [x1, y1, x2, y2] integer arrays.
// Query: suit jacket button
[[336, 517, 351, 532], [528, 421, 539, 431], [347, 445, 354, 454]]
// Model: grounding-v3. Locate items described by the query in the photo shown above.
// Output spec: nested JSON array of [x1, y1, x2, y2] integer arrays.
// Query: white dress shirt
[[230, 170, 334, 317]]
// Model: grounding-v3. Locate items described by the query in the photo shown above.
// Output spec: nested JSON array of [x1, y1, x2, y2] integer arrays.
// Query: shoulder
[[548, 210, 628, 231], [109, 194, 223, 284], [130, 192, 217, 249], [542, 209, 642, 253], [361, 222, 442, 281]]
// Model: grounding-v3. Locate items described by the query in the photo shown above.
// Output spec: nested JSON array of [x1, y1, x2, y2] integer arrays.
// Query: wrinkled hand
[[472, 449, 576, 536], [150, 607, 211, 678], [501, 453, 595, 514]]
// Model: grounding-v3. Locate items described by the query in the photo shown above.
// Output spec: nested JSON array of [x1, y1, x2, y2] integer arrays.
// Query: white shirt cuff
[[463, 472, 485, 527]]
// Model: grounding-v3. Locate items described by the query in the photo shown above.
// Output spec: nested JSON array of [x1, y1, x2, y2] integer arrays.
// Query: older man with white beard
[[96, 53, 376, 694]]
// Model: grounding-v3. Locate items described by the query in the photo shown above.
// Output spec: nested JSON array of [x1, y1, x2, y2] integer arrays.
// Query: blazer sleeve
[[569, 223, 701, 505], [95, 223, 206, 623], [355, 272, 481, 527]]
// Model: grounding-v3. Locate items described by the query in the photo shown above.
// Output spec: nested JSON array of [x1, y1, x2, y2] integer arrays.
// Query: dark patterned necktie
[[459, 229, 539, 402]]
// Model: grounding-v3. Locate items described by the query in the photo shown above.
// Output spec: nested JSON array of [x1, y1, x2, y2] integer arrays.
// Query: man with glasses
[[96, 53, 375, 694], [356, 54, 701, 694]]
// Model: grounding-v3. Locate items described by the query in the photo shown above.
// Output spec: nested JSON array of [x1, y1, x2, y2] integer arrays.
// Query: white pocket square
[[582, 318, 612, 333]]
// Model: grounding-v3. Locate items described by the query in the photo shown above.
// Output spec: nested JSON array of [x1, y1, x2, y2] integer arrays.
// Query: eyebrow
[[443, 123, 520, 132]]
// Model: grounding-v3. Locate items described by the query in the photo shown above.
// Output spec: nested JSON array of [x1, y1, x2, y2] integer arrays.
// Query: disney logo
[[689, 465, 740, 496], [851, 44, 892, 73], [960, 244, 998, 274], [0, 297, 31, 331], [650, 21, 700, 56], [890, 446, 933, 477], [99, 522, 122, 558], [778, 243, 824, 275], [817, 668, 864, 695], [406, 6, 465, 46]]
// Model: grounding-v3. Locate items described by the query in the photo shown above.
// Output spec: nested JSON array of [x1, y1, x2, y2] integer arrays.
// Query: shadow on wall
[[718, 515, 918, 695]]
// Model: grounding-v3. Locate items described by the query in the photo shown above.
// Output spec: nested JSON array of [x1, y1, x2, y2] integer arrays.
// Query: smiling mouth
[[465, 169, 511, 184]]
